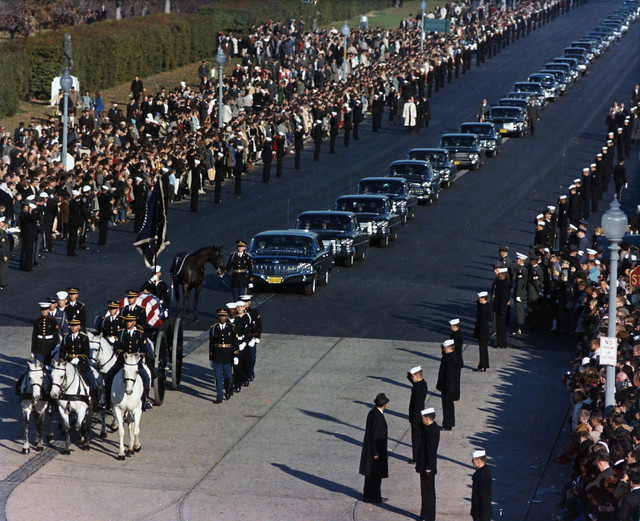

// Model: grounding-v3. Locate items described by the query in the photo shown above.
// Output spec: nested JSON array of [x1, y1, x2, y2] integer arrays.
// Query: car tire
[[304, 276, 317, 295]]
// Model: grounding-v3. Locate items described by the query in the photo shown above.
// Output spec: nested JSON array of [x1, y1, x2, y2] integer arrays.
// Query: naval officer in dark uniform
[[416, 407, 440, 521], [471, 449, 493, 521], [226, 240, 253, 302], [408, 365, 428, 464]]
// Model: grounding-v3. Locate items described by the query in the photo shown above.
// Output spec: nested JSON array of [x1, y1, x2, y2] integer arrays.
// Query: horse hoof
[[22, 448, 30, 454], [99, 432, 107, 439], [84, 445, 91, 451], [117, 454, 125, 461], [134, 446, 141, 453], [127, 449, 134, 456], [35, 446, 44, 452]]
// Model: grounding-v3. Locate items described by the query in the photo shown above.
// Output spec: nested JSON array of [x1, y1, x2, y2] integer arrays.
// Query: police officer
[[226, 240, 253, 302], [140, 265, 171, 311], [65, 287, 86, 329], [32, 301, 59, 365], [209, 308, 236, 403], [240, 294, 261, 381], [513, 253, 529, 335], [59, 318, 99, 396], [97, 300, 123, 340]]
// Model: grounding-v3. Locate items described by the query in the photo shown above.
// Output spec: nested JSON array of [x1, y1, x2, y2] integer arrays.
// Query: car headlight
[[470, 153, 479, 161], [297, 262, 314, 272], [340, 238, 353, 248], [397, 200, 407, 208], [376, 220, 388, 229]]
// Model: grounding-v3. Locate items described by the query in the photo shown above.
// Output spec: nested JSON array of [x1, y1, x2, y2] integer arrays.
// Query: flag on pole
[[133, 177, 170, 268]]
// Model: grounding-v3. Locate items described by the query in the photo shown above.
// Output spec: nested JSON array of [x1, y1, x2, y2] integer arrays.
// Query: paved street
[[0, 1, 639, 519]]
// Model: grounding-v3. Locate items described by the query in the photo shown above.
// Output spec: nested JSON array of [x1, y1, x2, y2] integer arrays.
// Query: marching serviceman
[[32, 301, 59, 366], [234, 300, 252, 389], [58, 318, 100, 398], [97, 300, 124, 340], [209, 308, 237, 404], [416, 407, 440, 521], [408, 365, 428, 464], [226, 240, 253, 302]]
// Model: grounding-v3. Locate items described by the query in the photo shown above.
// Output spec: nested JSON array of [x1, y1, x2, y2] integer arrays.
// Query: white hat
[[135, 177, 142, 182], [102, 185, 111, 190], [477, 291, 488, 298], [162, 167, 169, 173], [586, 248, 597, 255], [82, 185, 91, 192], [578, 250, 584, 257], [26, 194, 35, 201], [217, 152, 223, 157], [235, 301, 246, 307], [38, 302, 50, 309], [278, 131, 285, 136], [573, 178, 581, 183], [569, 224, 578, 231], [559, 195, 567, 200], [331, 111, 337, 116], [72, 189, 80, 196], [443, 339, 454, 347], [56, 291, 68, 299], [449, 318, 460, 325], [240, 295, 252, 300], [569, 184, 576, 190], [547, 206, 556, 211], [421, 407, 435, 415], [39, 191, 49, 198], [536, 213, 544, 219], [516, 252, 527, 260], [28, 203, 37, 209], [581, 357, 591, 366], [226, 302, 237, 309], [151, 265, 161, 272], [194, 159, 200, 165], [497, 267, 508, 273], [0, 216, 5, 222], [472, 450, 486, 458], [591, 163, 596, 168], [409, 366, 422, 374], [537, 221, 545, 226], [583, 167, 589, 172]]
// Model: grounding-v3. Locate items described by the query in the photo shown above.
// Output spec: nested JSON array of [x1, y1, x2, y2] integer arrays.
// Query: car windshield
[[251, 235, 316, 254], [530, 76, 553, 85], [336, 198, 386, 213], [388, 163, 429, 178], [441, 135, 476, 147], [514, 83, 540, 93], [461, 125, 491, 135], [409, 150, 446, 163], [298, 215, 352, 231], [499, 99, 527, 107], [359, 180, 404, 195], [490, 107, 521, 118]]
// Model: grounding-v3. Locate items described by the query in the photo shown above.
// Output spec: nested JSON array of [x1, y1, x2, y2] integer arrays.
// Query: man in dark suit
[[619, 465, 640, 521], [526, 98, 539, 136], [492, 268, 510, 349], [471, 450, 493, 521], [476, 99, 490, 122], [359, 393, 389, 503], [416, 407, 440, 521], [436, 339, 460, 431], [408, 366, 428, 464]]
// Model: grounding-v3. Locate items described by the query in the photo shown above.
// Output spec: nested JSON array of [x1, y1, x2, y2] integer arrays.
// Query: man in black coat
[[471, 450, 493, 521], [580, 167, 591, 219], [343, 108, 352, 147], [567, 184, 581, 226], [359, 393, 389, 503], [408, 366, 428, 464], [352, 101, 362, 140], [618, 465, 640, 521], [416, 408, 440, 521], [97, 185, 115, 246], [275, 132, 286, 177], [372, 93, 384, 132], [132, 177, 147, 231], [613, 158, 627, 201], [526, 98, 539, 136], [436, 340, 460, 431], [19, 203, 38, 270], [262, 137, 273, 183], [417, 96, 430, 130], [492, 268, 510, 348], [329, 111, 339, 154], [294, 126, 304, 169], [312, 120, 323, 161], [473, 291, 490, 371]]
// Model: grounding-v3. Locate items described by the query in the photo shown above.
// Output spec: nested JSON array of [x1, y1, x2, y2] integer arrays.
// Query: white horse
[[18, 359, 53, 453], [88, 331, 118, 435], [111, 352, 143, 460], [50, 360, 93, 454]]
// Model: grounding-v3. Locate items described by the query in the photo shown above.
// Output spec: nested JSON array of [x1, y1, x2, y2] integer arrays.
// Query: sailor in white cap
[[471, 449, 492, 520], [436, 339, 460, 431], [329, 110, 339, 154], [97, 182, 117, 246], [449, 318, 464, 368], [53, 291, 70, 336], [312, 118, 324, 161], [527, 252, 545, 330], [416, 406, 440, 521], [408, 365, 428, 464], [294, 124, 305, 169], [512, 252, 528, 336], [493, 264, 510, 349], [140, 265, 171, 310], [240, 293, 261, 381], [275, 130, 286, 178], [474, 291, 491, 370]]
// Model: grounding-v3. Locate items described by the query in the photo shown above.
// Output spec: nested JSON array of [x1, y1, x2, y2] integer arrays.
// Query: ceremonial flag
[[133, 178, 170, 268]]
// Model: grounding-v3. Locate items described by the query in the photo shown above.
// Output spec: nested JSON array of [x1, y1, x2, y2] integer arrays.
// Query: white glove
[[233, 357, 239, 365], [239, 342, 246, 351], [248, 339, 256, 347], [625, 183, 628, 188], [209, 360, 214, 369], [71, 358, 79, 366], [516, 297, 521, 302], [248, 283, 254, 289], [255, 338, 260, 344]]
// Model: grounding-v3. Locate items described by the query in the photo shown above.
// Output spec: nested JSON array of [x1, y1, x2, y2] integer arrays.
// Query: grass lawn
[[327, 0, 439, 31]]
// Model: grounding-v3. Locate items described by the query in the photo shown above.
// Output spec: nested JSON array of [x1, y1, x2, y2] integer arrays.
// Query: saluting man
[[226, 240, 253, 302], [209, 308, 237, 403], [32, 301, 59, 366]]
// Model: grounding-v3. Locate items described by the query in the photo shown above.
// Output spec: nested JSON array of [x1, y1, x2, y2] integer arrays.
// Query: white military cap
[[56, 291, 68, 299], [409, 366, 422, 374], [443, 339, 454, 347], [82, 185, 91, 192], [516, 252, 527, 260], [421, 407, 435, 415], [472, 450, 486, 458], [151, 265, 162, 272], [38, 302, 50, 309], [477, 291, 488, 298], [39, 192, 49, 198], [586, 249, 597, 255], [235, 301, 246, 307], [26, 195, 35, 201], [226, 302, 237, 309], [449, 318, 460, 325], [497, 267, 508, 273]]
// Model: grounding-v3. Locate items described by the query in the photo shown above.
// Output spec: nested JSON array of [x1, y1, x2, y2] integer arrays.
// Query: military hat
[[39, 191, 49, 198], [0, 216, 5, 223], [72, 189, 81, 196], [38, 302, 50, 309], [409, 366, 422, 374], [569, 184, 576, 190], [48, 297, 58, 304], [498, 244, 509, 252], [26, 194, 35, 201], [82, 185, 91, 193], [107, 301, 120, 309], [56, 290, 68, 300], [497, 267, 508, 274], [574, 178, 581, 184], [240, 295, 252, 301], [472, 450, 486, 458], [547, 205, 556, 212], [559, 195, 567, 200], [374, 393, 389, 407], [443, 339, 455, 347], [235, 301, 246, 308], [449, 318, 460, 325], [122, 314, 137, 321], [586, 248, 597, 255], [236, 240, 247, 247], [151, 265, 162, 273], [421, 407, 435, 416], [28, 203, 37, 209], [477, 291, 488, 298], [69, 318, 82, 326], [537, 221, 545, 226], [67, 287, 79, 295], [126, 290, 138, 298], [217, 308, 229, 317], [516, 252, 528, 260]]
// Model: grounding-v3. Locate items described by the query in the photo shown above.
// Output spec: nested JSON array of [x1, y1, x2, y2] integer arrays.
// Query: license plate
[[454, 160, 460, 165], [499, 128, 508, 134], [504, 122, 514, 130], [267, 276, 283, 284]]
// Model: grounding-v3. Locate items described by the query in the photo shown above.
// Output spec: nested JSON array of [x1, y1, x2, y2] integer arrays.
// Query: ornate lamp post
[[420, 1, 427, 53], [216, 48, 226, 130], [341, 22, 350, 81]]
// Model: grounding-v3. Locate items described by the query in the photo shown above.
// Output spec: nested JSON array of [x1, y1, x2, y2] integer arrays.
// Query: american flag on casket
[[116, 292, 168, 328]]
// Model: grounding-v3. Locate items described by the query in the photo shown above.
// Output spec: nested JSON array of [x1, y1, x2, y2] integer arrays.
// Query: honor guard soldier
[[226, 240, 253, 301], [436, 339, 460, 431], [97, 300, 124, 341], [294, 125, 304, 169], [65, 287, 86, 329], [209, 308, 237, 403], [240, 294, 261, 381], [120, 290, 148, 332], [53, 290, 70, 338], [105, 314, 152, 411], [59, 318, 99, 397], [407, 365, 428, 465], [140, 265, 171, 311], [32, 301, 59, 366], [449, 318, 464, 367], [473, 292, 490, 371], [234, 300, 252, 388]]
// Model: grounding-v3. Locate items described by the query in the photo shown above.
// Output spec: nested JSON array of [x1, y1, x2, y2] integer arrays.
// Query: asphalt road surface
[[0, 3, 639, 520]]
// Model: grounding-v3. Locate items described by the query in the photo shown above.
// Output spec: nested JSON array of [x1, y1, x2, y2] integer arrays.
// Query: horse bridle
[[89, 337, 116, 372], [121, 360, 140, 386], [51, 364, 77, 397], [27, 367, 45, 399]]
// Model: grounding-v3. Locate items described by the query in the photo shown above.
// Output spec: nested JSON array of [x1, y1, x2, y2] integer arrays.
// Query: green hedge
[[0, 0, 387, 119]]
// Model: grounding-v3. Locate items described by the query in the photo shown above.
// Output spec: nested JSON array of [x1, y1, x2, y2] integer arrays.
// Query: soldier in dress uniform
[[312, 120, 324, 161], [581, 167, 591, 219], [226, 240, 253, 302], [140, 265, 171, 311], [234, 146, 247, 195], [568, 184, 581, 226], [591, 160, 601, 212], [78, 185, 93, 249], [513, 253, 529, 335], [416, 407, 440, 521], [97, 185, 115, 246], [329, 111, 339, 154], [352, 100, 362, 140], [262, 137, 273, 183], [527, 255, 545, 330], [65, 287, 86, 329], [98, 300, 124, 340], [275, 131, 286, 177], [557, 195, 569, 250], [58, 318, 99, 396], [66, 190, 82, 257], [407, 365, 428, 465], [32, 301, 59, 365], [120, 290, 148, 332], [233, 300, 252, 389], [209, 308, 236, 403], [492, 268, 510, 349], [449, 318, 464, 368], [240, 294, 261, 381], [53, 290, 70, 338]]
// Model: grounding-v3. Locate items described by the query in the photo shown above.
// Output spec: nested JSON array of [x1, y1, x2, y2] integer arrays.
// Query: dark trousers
[[353, 124, 359, 140], [294, 149, 301, 169], [420, 472, 436, 521], [363, 475, 382, 502], [249, 343, 256, 376], [98, 219, 109, 245], [591, 191, 599, 212], [478, 340, 489, 369], [234, 171, 242, 194], [67, 227, 78, 256], [231, 286, 246, 302], [441, 392, 455, 429], [411, 424, 420, 461], [495, 312, 507, 348], [20, 240, 35, 271], [344, 130, 350, 147], [263, 162, 272, 182], [78, 221, 88, 248], [214, 180, 222, 202], [0, 258, 8, 286], [615, 182, 625, 202], [213, 362, 232, 401], [582, 196, 590, 218], [134, 211, 144, 233], [190, 192, 198, 212], [314, 142, 321, 161], [330, 134, 337, 154], [276, 157, 283, 177]]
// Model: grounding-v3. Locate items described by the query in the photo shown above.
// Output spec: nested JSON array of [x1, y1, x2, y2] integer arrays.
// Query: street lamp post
[[216, 48, 226, 130], [601, 197, 628, 412], [60, 71, 73, 171], [420, 0, 427, 53], [341, 22, 350, 81]]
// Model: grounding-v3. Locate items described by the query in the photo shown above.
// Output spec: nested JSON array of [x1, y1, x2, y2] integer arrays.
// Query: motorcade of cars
[[551, 57, 582, 79], [439, 133, 484, 170], [386, 159, 441, 203], [497, 97, 529, 109], [334, 194, 401, 246], [569, 41, 595, 61], [296, 210, 369, 266], [539, 69, 568, 94], [486, 106, 527, 137], [458, 122, 502, 157], [248, 229, 333, 295], [544, 61, 577, 84], [563, 47, 589, 72], [357, 177, 418, 224], [513, 82, 546, 106], [406, 148, 458, 187], [527, 73, 560, 100]]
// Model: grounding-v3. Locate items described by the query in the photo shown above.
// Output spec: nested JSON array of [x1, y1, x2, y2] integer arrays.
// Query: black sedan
[[439, 133, 484, 170], [296, 210, 369, 266], [357, 177, 418, 224], [487, 106, 527, 137], [406, 148, 457, 187], [387, 160, 441, 203], [335, 194, 401, 247], [459, 122, 502, 157], [249, 230, 333, 295]]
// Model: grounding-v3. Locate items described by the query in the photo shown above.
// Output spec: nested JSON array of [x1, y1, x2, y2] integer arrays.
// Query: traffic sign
[[630, 265, 640, 291], [599, 337, 617, 366]]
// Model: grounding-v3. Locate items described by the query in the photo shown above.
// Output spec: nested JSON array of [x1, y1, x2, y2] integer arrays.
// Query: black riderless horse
[[170, 245, 226, 321]]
